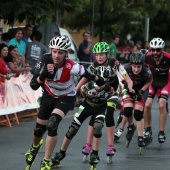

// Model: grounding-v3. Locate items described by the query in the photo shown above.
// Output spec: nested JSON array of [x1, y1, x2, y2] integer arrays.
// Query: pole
[[144, 17, 150, 41], [99, 0, 103, 41]]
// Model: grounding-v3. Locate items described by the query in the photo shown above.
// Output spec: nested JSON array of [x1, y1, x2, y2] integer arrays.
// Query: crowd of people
[[0, 27, 170, 170]]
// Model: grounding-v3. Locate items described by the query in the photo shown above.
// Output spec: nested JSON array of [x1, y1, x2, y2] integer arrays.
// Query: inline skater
[[25, 35, 105, 170], [123, 51, 152, 154], [76, 42, 134, 164], [143, 38, 170, 148]]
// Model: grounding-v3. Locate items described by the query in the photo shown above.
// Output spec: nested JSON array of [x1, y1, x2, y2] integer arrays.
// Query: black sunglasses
[[151, 48, 162, 52]]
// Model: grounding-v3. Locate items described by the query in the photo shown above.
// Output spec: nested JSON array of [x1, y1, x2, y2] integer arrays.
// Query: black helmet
[[130, 51, 145, 64]]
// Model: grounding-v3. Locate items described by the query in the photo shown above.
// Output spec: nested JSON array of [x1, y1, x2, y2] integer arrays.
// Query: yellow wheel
[[90, 165, 96, 170], [139, 147, 142, 155], [125, 141, 130, 148], [25, 165, 31, 170]]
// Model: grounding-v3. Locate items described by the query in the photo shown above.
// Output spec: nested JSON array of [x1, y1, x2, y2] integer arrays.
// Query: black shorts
[[38, 95, 75, 120]]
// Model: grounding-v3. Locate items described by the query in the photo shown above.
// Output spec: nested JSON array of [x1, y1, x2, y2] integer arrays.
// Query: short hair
[[14, 27, 24, 36], [112, 35, 119, 40], [83, 31, 91, 37], [24, 24, 32, 30], [32, 30, 42, 41]]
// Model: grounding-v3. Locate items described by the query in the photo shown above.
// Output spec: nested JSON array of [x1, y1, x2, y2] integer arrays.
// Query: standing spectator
[[22, 24, 33, 44], [8, 27, 26, 66], [132, 40, 142, 53], [78, 31, 93, 68], [109, 35, 120, 59], [26, 30, 48, 74]]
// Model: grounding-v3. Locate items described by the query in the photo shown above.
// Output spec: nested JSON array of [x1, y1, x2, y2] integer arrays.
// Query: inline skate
[[106, 145, 116, 164], [89, 151, 99, 170], [82, 143, 92, 162], [40, 159, 51, 170], [138, 136, 145, 155], [143, 127, 152, 146], [125, 124, 136, 148], [50, 152, 66, 168], [114, 128, 124, 142], [25, 139, 44, 170], [158, 131, 166, 150]]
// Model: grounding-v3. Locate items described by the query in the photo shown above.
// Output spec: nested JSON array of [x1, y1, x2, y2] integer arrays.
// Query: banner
[[0, 73, 42, 115]]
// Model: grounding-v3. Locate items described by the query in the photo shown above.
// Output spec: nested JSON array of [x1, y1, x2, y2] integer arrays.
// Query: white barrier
[[0, 73, 42, 115]]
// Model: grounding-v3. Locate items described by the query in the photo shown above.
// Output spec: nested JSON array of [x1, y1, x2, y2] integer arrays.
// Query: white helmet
[[150, 38, 165, 49], [49, 35, 71, 51]]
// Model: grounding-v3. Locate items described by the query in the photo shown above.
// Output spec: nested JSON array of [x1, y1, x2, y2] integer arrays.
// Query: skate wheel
[[125, 141, 130, 148], [157, 143, 162, 150], [139, 147, 142, 155], [90, 165, 96, 170], [25, 164, 31, 170], [106, 156, 112, 164], [83, 155, 88, 163]]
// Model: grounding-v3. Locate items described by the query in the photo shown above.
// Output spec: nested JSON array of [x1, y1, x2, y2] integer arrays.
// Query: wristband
[[4, 75, 6, 79]]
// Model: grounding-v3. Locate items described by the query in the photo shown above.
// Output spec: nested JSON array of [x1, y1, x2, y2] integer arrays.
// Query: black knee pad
[[93, 118, 104, 138], [105, 106, 115, 127], [66, 122, 80, 139], [134, 110, 143, 121], [47, 113, 62, 137], [124, 107, 133, 118], [34, 123, 47, 138]]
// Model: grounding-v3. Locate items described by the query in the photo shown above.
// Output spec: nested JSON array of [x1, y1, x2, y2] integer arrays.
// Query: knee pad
[[105, 106, 115, 127], [34, 123, 47, 138], [134, 110, 143, 121], [66, 122, 80, 139], [124, 107, 133, 118], [47, 113, 62, 137], [159, 94, 168, 101], [93, 118, 104, 138]]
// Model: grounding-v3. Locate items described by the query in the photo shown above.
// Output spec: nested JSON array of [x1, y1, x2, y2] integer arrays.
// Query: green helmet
[[93, 42, 110, 53], [130, 51, 145, 64]]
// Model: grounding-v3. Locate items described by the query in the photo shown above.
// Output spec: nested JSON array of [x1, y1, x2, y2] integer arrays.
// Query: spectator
[[4, 45, 30, 75], [132, 40, 142, 52], [22, 24, 33, 43], [78, 31, 93, 68], [0, 43, 10, 80], [109, 35, 120, 59], [26, 30, 48, 74], [1, 32, 12, 45], [143, 41, 150, 50], [8, 27, 26, 66]]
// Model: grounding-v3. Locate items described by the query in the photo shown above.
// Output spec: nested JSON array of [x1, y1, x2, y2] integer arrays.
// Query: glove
[[39, 67, 48, 81], [82, 69, 96, 80], [96, 76, 105, 86], [136, 89, 144, 101]]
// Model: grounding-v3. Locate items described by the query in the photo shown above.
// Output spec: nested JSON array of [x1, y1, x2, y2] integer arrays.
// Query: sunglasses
[[151, 48, 162, 52]]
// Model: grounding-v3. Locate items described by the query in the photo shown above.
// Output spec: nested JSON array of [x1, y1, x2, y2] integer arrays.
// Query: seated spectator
[[4, 45, 30, 75]]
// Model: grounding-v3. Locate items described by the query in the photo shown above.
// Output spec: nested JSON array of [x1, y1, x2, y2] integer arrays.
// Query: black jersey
[[124, 63, 152, 91]]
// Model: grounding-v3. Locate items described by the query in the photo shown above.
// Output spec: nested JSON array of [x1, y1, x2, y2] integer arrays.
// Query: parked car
[[59, 27, 79, 62]]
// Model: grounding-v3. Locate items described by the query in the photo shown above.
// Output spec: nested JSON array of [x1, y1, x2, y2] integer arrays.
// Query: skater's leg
[[158, 98, 167, 132], [144, 98, 153, 129]]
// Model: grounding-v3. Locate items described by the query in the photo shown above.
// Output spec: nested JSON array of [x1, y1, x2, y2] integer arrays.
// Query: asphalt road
[[0, 98, 170, 170]]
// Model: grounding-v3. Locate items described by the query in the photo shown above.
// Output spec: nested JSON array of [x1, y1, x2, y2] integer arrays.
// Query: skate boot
[[138, 136, 145, 155], [114, 128, 124, 142], [143, 127, 152, 146], [51, 152, 66, 168], [25, 139, 44, 170], [89, 151, 99, 170], [40, 159, 51, 170], [158, 131, 166, 149], [125, 124, 136, 148], [82, 143, 92, 162], [106, 145, 116, 164]]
